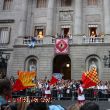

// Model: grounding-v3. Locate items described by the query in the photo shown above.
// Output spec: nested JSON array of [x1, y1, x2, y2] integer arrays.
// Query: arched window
[[25, 57, 37, 72], [28, 59, 37, 72], [86, 55, 100, 75], [88, 58, 98, 72]]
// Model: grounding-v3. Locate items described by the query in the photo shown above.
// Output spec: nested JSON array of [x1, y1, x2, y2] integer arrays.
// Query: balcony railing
[[14, 36, 73, 46], [14, 36, 106, 46], [82, 37, 104, 43]]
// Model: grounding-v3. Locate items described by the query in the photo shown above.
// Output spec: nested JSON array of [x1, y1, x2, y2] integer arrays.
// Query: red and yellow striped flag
[[13, 71, 36, 92], [82, 67, 100, 88]]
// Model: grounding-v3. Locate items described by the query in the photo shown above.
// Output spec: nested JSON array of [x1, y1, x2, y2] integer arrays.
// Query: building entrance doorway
[[53, 55, 71, 80]]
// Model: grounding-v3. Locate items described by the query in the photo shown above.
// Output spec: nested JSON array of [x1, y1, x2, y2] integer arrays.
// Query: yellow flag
[[18, 71, 36, 87]]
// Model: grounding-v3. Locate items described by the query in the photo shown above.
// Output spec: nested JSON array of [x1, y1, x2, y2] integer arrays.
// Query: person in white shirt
[[77, 81, 85, 106]]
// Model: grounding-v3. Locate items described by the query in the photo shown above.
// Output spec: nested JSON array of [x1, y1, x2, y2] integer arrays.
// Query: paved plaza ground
[[52, 100, 110, 110]]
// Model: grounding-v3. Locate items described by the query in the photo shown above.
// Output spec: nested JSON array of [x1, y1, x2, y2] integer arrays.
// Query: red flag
[[49, 76, 59, 85], [82, 68, 100, 88], [13, 79, 27, 92]]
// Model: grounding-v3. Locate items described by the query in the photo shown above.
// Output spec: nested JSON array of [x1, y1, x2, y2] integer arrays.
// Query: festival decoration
[[55, 38, 69, 54]]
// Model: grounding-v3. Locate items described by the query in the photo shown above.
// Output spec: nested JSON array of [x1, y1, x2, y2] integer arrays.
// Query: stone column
[[18, 0, 28, 36], [46, 0, 55, 35], [104, 0, 110, 35], [74, 0, 82, 35]]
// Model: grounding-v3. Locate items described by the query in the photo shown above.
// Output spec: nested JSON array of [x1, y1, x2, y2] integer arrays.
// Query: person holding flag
[[80, 66, 100, 105], [76, 80, 85, 106], [49, 73, 63, 85]]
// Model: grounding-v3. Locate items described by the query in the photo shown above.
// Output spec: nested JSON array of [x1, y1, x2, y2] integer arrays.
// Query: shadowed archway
[[53, 55, 71, 80]]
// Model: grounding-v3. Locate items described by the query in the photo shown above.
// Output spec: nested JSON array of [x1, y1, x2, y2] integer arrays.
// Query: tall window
[[61, 0, 72, 7], [36, 0, 47, 8], [34, 26, 45, 40], [88, 0, 98, 5], [0, 27, 10, 44], [88, 24, 97, 36], [61, 25, 71, 37], [89, 27, 97, 36], [3, 0, 13, 10]]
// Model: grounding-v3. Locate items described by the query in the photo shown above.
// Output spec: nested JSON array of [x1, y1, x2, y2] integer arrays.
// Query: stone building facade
[[0, 0, 110, 80]]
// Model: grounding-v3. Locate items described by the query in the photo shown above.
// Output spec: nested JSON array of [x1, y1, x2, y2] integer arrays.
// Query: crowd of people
[[29, 79, 109, 99], [10, 78, 110, 101], [0, 78, 100, 110]]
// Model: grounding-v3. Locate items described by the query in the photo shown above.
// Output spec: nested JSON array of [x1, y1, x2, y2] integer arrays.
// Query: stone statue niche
[[28, 59, 37, 72], [88, 60, 98, 73]]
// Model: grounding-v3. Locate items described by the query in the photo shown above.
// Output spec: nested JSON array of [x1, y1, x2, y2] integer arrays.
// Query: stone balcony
[[82, 37, 104, 44], [14, 35, 107, 46]]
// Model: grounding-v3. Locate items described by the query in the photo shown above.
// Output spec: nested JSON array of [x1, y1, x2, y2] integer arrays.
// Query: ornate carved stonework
[[59, 11, 73, 21], [86, 14, 100, 22]]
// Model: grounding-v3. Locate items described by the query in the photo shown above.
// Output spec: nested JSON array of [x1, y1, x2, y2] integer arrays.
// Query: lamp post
[[103, 51, 110, 68], [0, 51, 10, 78]]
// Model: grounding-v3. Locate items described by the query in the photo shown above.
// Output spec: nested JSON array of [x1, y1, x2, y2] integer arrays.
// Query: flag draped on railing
[[82, 67, 100, 88], [13, 71, 36, 92]]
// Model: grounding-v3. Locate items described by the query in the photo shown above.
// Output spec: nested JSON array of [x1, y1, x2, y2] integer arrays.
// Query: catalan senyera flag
[[82, 67, 100, 89], [13, 71, 36, 92]]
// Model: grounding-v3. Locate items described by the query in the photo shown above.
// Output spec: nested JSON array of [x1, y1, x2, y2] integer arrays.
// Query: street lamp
[[103, 51, 110, 68], [66, 63, 70, 68]]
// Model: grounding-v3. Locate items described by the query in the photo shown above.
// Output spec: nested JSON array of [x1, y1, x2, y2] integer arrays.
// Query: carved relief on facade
[[86, 14, 100, 22], [59, 11, 73, 21]]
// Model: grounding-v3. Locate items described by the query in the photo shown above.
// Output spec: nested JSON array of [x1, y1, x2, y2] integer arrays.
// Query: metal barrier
[[12, 88, 110, 101]]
